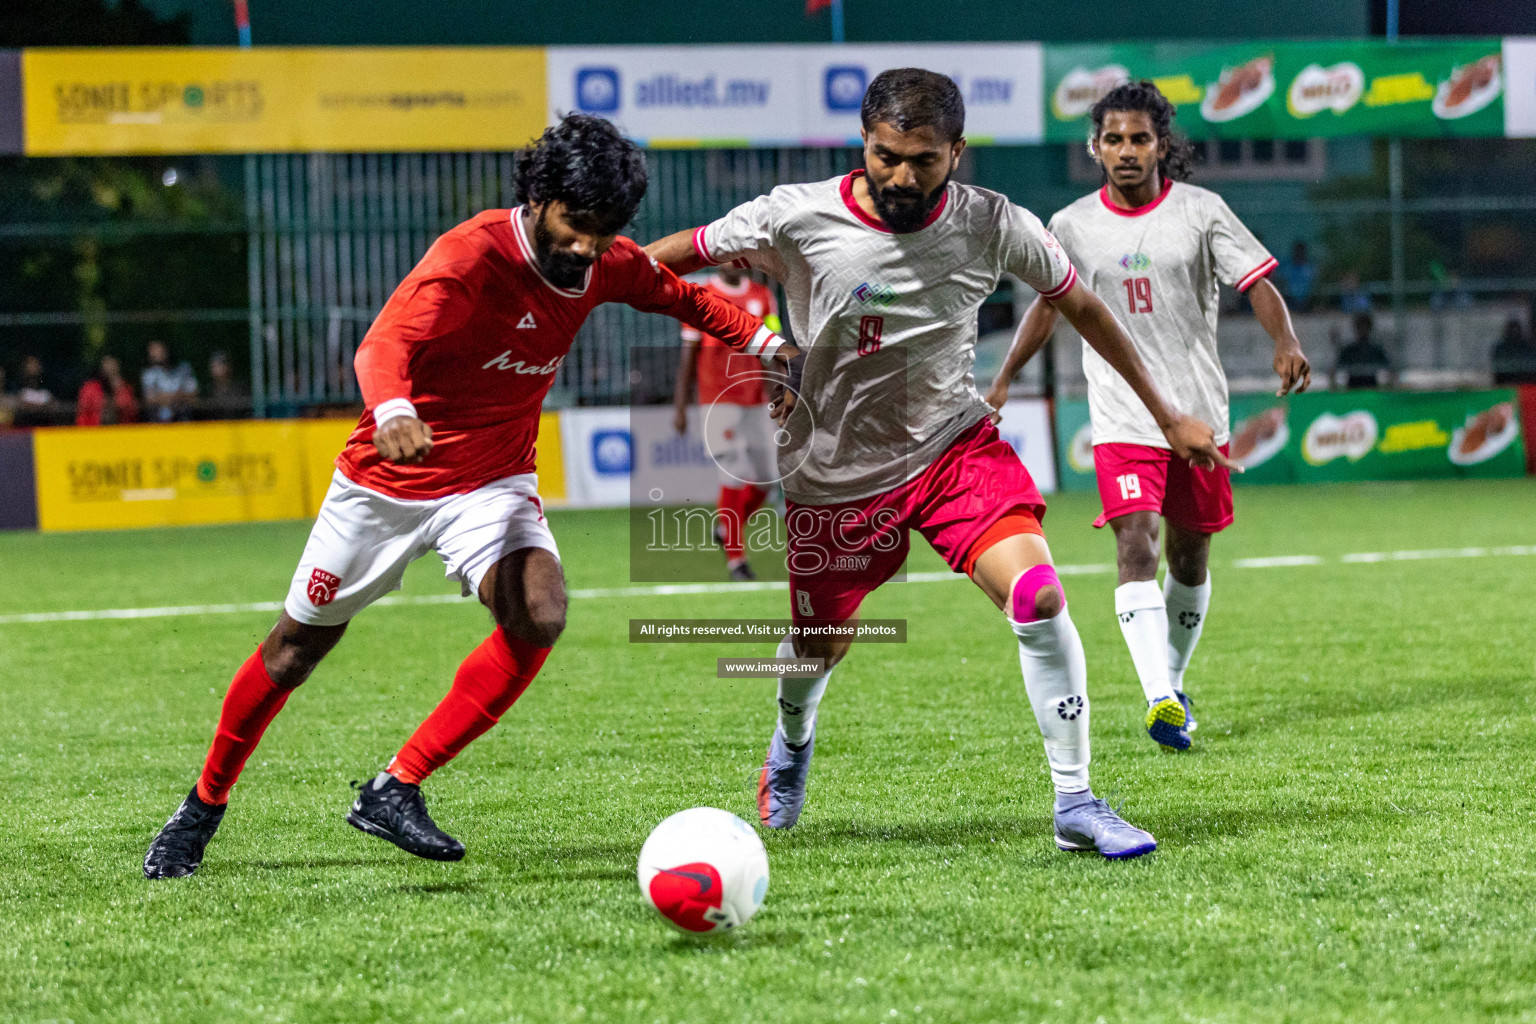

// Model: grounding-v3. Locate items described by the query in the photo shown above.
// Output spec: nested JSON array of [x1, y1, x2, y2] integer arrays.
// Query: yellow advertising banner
[[535, 411, 567, 505], [33, 420, 312, 532], [33, 413, 569, 532], [22, 47, 547, 155], [299, 418, 358, 518], [36, 411, 574, 534]]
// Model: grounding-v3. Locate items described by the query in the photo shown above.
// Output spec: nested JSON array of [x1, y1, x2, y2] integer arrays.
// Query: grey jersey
[[698, 171, 1075, 504], [1048, 182, 1275, 448]]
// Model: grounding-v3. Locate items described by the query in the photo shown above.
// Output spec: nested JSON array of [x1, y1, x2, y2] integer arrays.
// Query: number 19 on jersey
[[1123, 277, 1153, 314]]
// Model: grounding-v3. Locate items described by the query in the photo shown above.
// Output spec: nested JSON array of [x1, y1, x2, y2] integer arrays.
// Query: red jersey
[[681, 276, 778, 406], [341, 207, 781, 500], [74, 378, 138, 425]]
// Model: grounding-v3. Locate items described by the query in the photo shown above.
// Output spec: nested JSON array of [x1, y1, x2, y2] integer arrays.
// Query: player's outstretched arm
[[1248, 277, 1311, 396], [627, 259, 799, 366], [645, 229, 708, 276], [1050, 280, 1239, 473], [985, 295, 1061, 413]]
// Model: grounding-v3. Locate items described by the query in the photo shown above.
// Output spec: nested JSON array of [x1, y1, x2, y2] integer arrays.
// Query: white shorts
[[701, 402, 777, 488], [284, 470, 560, 627]]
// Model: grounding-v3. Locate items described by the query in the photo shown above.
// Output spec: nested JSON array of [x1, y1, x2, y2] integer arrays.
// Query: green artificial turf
[[2, 479, 1534, 1023]]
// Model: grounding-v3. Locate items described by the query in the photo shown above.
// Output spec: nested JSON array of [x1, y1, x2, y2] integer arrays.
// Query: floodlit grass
[[2, 479, 1534, 1023]]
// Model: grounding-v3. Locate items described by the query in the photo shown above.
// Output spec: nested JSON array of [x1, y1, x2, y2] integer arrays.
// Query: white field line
[[1231, 555, 1326, 568], [0, 545, 1531, 626], [1340, 544, 1536, 563]]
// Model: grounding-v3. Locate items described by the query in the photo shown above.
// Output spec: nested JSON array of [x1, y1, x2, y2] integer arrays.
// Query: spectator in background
[[197, 350, 251, 420], [141, 339, 197, 422], [1338, 271, 1372, 315], [1333, 312, 1393, 390], [1278, 241, 1317, 312], [13, 354, 61, 427], [75, 354, 139, 426], [1492, 316, 1536, 385]]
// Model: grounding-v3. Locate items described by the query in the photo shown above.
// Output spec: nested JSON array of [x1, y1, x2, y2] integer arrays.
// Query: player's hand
[[1162, 413, 1243, 474], [1274, 343, 1312, 397], [373, 416, 434, 465], [672, 407, 688, 435], [772, 342, 801, 365], [983, 380, 1009, 423], [770, 384, 797, 425]]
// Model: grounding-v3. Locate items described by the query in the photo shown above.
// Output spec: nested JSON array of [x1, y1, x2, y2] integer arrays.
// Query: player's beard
[[533, 208, 596, 290], [866, 169, 951, 233]]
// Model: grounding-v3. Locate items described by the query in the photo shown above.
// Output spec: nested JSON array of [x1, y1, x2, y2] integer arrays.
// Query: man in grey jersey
[[648, 69, 1235, 859], [989, 81, 1310, 752]]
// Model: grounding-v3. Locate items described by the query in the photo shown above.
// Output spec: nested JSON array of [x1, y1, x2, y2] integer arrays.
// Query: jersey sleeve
[[998, 203, 1078, 301], [354, 274, 477, 424], [608, 244, 784, 360], [693, 192, 788, 278], [1208, 194, 1277, 292], [680, 281, 705, 342]]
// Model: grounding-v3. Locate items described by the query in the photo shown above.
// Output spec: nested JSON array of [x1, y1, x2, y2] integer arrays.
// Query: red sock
[[197, 648, 293, 805], [388, 631, 551, 786], [718, 486, 748, 563], [742, 484, 769, 519]]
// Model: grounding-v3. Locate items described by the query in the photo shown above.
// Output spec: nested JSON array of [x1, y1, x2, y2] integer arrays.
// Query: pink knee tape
[[1011, 564, 1065, 623]]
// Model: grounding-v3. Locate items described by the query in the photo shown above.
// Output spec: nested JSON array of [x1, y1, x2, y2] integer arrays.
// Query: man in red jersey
[[670, 265, 782, 580], [144, 115, 792, 878]]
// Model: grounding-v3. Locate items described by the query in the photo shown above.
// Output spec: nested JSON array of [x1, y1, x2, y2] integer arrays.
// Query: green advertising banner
[[1046, 39, 1505, 142], [1055, 389, 1526, 491], [1055, 398, 1097, 493]]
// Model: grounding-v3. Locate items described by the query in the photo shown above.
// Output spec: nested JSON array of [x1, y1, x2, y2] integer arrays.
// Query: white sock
[[775, 635, 828, 746], [1010, 609, 1091, 794], [1163, 574, 1212, 693], [1115, 580, 1176, 705]]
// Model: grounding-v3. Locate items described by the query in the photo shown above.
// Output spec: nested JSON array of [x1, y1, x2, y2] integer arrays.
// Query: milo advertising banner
[[1046, 40, 1505, 142], [1056, 389, 1525, 491]]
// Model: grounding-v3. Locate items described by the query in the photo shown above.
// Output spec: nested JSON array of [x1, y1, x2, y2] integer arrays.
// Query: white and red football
[[637, 807, 769, 933]]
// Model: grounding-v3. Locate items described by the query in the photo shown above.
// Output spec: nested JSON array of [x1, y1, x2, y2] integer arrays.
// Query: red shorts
[[1092, 442, 1233, 533], [786, 419, 1046, 627]]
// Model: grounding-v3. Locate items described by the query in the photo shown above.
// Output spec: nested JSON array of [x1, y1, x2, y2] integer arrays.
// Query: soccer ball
[[637, 807, 769, 933]]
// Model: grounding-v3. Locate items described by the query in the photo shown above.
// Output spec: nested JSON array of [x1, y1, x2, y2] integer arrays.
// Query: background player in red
[[670, 265, 782, 580], [988, 82, 1310, 750], [143, 115, 792, 879]]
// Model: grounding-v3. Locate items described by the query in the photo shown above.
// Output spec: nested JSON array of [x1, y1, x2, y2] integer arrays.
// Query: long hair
[[1088, 80, 1198, 183], [515, 113, 648, 233]]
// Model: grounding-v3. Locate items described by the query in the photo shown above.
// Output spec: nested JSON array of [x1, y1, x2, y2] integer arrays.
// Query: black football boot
[[143, 787, 227, 879], [346, 774, 465, 862]]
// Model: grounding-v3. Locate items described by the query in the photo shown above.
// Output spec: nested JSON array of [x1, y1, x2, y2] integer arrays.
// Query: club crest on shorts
[[307, 568, 342, 606]]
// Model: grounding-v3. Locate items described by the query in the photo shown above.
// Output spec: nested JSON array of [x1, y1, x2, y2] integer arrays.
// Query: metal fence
[[5, 142, 1533, 418]]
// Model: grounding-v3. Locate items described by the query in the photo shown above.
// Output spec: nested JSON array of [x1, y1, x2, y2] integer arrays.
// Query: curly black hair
[[515, 113, 648, 233], [1089, 80, 1198, 183], [860, 68, 965, 144]]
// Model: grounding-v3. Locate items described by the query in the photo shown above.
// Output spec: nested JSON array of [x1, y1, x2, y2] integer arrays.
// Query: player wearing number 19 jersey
[[650, 70, 1234, 859], [990, 82, 1310, 751]]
